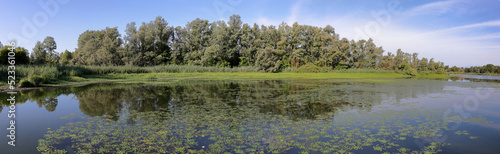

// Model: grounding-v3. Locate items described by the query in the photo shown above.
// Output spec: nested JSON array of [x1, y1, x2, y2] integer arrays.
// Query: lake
[[1, 76, 500, 153]]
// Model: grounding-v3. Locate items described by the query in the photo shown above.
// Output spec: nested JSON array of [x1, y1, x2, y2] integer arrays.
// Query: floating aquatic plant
[[37, 105, 490, 154]]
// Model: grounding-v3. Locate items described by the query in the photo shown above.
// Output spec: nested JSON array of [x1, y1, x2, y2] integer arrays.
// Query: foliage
[[255, 48, 282, 72], [59, 50, 73, 65], [19, 78, 34, 87], [296, 63, 321, 73], [37, 102, 489, 153], [2, 14, 453, 75], [72, 27, 122, 65], [30, 80, 492, 153], [121, 16, 172, 66], [463, 64, 500, 74], [0, 46, 30, 65], [29, 75, 44, 87], [405, 68, 418, 76], [30, 36, 60, 65]]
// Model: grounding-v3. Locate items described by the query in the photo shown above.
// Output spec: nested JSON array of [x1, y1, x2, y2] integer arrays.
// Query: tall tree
[[419, 58, 428, 71], [123, 16, 173, 66], [59, 50, 73, 65], [226, 14, 242, 67], [183, 18, 212, 65], [43, 36, 59, 64], [171, 26, 188, 65], [239, 23, 258, 66], [122, 22, 139, 66], [255, 48, 281, 72], [32, 41, 47, 64], [73, 27, 122, 65]]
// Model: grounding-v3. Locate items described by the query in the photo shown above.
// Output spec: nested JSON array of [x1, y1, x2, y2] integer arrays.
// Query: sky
[[1, 0, 499, 67]]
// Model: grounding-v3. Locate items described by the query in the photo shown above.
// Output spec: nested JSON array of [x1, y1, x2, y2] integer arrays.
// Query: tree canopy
[[7, 14, 456, 74]]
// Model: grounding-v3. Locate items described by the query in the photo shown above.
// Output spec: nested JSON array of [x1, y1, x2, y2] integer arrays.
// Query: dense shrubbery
[[296, 63, 322, 73], [0, 65, 262, 86]]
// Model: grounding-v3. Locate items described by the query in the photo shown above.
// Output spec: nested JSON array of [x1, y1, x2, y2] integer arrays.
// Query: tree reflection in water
[[2, 79, 490, 153]]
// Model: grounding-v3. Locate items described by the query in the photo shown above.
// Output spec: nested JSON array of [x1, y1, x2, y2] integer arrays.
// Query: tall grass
[[0, 65, 261, 83], [0, 64, 400, 86]]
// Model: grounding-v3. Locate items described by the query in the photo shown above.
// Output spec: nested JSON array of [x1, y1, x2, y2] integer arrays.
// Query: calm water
[[1, 77, 500, 153]]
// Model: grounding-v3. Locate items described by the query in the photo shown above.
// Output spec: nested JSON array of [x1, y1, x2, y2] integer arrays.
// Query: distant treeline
[[449, 64, 500, 74], [2, 14, 450, 74]]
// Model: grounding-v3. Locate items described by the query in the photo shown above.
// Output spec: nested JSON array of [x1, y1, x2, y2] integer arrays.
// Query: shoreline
[[1, 72, 451, 92]]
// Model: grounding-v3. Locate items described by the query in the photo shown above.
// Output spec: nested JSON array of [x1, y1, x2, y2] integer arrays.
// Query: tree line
[[4, 15, 452, 73], [449, 64, 500, 74]]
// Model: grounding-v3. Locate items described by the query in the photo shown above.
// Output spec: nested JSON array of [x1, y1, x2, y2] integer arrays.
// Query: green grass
[[35, 72, 412, 87], [0, 65, 452, 88]]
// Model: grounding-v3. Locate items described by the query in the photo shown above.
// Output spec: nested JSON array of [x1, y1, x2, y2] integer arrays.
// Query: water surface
[[1, 77, 500, 153]]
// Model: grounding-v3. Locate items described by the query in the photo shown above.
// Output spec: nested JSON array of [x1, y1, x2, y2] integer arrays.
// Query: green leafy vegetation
[[37, 107, 489, 154], [449, 64, 500, 75], [1, 64, 428, 87], [0, 79, 492, 153], [3, 15, 449, 74]]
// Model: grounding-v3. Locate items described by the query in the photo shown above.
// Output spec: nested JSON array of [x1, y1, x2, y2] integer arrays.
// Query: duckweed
[[37, 105, 490, 153]]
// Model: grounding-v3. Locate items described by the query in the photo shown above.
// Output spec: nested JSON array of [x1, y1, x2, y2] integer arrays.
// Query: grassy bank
[[31, 72, 411, 87], [0, 65, 449, 88]]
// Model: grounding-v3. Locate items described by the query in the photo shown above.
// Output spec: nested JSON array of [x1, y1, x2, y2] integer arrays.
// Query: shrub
[[280, 67, 297, 73], [30, 75, 44, 87], [405, 68, 418, 76], [296, 63, 321, 73], [19, 79, 34, 87]]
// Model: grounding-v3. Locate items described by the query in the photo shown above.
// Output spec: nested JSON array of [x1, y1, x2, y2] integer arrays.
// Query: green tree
[[0, 46, 29, 65], [419, 57, 428, 71], [183, 18, 212, 65], [239, 23, 258, 66], [73, 27, 122, 65], [226, 14, 243, 67], [255, 48, 282, 72], [59, 50, 73, 65], [123, 16, 173, 66], [31, 41, 47, 64], [450, 66, 459, 72], [43, 36, 59, 64], [171, 26, 188, 65]]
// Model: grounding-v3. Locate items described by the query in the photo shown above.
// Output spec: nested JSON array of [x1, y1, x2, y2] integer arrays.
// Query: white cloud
[[287, 0, 305, 24], [418, 20, 500, 36], [370, 20, 500, 67], [404, 0, 464, 16], [464, 33, 500, 41], [250, 0, 500, 67]]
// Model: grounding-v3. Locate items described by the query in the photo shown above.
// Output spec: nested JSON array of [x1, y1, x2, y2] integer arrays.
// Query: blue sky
[[1, 0, 499, 67]]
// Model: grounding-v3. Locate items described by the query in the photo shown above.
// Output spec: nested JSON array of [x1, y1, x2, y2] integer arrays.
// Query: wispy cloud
[[441, 20, 500, 32], [251, 0, 499, 67], [287, 0, 305, 24], [462, 33, 500, 41], [404, 0, 464, 16]]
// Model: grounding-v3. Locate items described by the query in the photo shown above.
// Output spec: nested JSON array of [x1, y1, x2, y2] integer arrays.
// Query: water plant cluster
[[30, 80, 490, 154], [0, 79, 493, 153], [37, 105, 490, 153]]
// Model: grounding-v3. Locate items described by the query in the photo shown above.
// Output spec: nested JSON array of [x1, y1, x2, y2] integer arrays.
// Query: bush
[[19, 79, 34, 87], [280, 67, 296, 73], [30, 75, 44, 87], [296, 63, 321, 73], [404, 68, 418, 76]]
